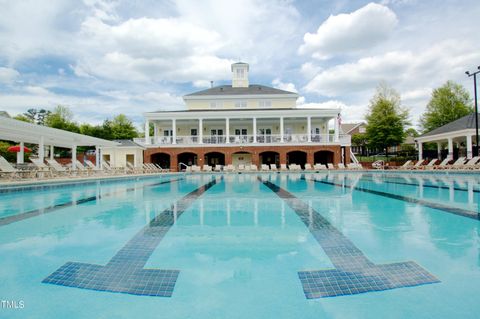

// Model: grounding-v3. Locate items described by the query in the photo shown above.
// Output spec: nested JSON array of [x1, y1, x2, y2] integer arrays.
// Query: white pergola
[[415, 114, 479, 160], [0, 116, 119, 169]]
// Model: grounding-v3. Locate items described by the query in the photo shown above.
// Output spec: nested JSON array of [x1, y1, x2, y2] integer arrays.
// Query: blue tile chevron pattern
[[260, 178, 439, 299], [42, 178, 217, 297]]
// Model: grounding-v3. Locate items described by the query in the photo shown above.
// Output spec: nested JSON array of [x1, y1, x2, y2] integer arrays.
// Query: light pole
[[466, 66, 479, 157]]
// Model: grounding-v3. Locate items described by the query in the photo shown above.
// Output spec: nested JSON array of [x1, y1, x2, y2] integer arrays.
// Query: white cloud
[[298, 3, 398, 59], [24, 86, 51, 95], [0, 67, 20, 84], [300, 62, 322, 80], [297, 100, 347, 110], [304, 40, 480, 97], [272, 78, 298, 93]]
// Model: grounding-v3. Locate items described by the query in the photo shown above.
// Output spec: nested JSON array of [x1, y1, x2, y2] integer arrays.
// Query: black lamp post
[[466, 66, 480, 157]]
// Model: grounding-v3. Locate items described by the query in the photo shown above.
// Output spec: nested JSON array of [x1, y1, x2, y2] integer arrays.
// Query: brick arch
[[204, 151, 225, 166], [150, 152, 171, 169], [286, 150, 307, 168], [314, 150, 334, 165]]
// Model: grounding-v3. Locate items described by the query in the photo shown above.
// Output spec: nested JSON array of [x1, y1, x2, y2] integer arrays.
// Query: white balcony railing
[[134, 134, 351, 146]]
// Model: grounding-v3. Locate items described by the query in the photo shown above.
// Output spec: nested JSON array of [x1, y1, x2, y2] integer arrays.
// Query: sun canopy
[[0, 116, 119, 148]]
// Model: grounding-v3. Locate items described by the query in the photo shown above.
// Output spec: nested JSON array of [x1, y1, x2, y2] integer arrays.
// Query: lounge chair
[[280, 164, 288, 171], [191, 165, 201, 172], [432, 158, 450, 170], [454, 156, 480, 170], [270, 164, 278, 171], [202, 165, 212, 172], [446, 157, 466, 169], [314, 163, 327, 170], [327, 163, 335, 169], [0, 156, 35, 180], [75, 161, 91, 176], [84, 160, 103, 172], [407, 160, 425, 170], [419, 159, 437, 170], [126, 162, 144, 174], [30, 158, 53, 177], [225, 164, 235, 172], [304, 163, 313, 170], [238, 164, 246, 171], [392, 160, 413, 170], [46, 159, 70, 176], [261, 164, 270, 171], [250, 164, 258, 171], [337, 163, 346, 169], [214, 165, 223, 172]]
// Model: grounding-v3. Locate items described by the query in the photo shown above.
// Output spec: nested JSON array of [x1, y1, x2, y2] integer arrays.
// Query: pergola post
[[50, 145, 54, 160], [95, 146, 100, 168], [71, 145, 77, 171], [437, 142, 442, 159], [418, 142, 423, 161], [447, 138, 454, 160], [17, 141, 24, 164], [38, 136, 45, 160], [466, 135, 473, 159]]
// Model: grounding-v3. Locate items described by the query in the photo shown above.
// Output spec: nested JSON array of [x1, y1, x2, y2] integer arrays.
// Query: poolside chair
[[126, 162, 144, 174], [419, 159, 437, 170], [225, 164, 235, 172], [391, 160, 413, 170], [280, 164, 288, 171], [270, 164, 278, 171], [347, 163, 358, 170], [408, 160, 425, 170], [214, 165, 223, 172], [75, 160, 91, 176], [304, 163, 313, 171], [327, 163, 335, 169], [84, 160, 103, 172], [337, 163, 346, 169], [46, 159, 70, 176], [314, 163, 327, 170], [202, 165, 212, 172], [238, 164, 246, 171], [250, 164, 258, 171], [30, 158, 53, 177], [432, 158, 450, 170], [0, 156, 34, 180], [191, 165, 201, 172], [447, 157, 466, 169], [454, 156, 480, 170], [261, 164, 270, 171]]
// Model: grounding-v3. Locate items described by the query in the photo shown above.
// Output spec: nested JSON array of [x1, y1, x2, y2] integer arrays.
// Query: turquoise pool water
[[0, 172, 479, 318]]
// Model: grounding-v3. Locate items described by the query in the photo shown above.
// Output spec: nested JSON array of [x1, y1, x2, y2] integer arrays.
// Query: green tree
[[109, 114, 138, 139], [13, 114, 33, 123], [420, 81, 473, 133], [44, 105, 80, 133], [351, 133, 368, 156], [0, 141, 16, 162], [22, 108, 51, 125], [365, 83, 410, 157], [405, 127, 419, 137]]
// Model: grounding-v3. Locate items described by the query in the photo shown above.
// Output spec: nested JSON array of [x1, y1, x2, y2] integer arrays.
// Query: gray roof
[[113, 139, 145, 148], [420, 113, 480, 137], [340, 122, 365, 134], [184, 84, 298, 97], [0, 111, 10, 118]]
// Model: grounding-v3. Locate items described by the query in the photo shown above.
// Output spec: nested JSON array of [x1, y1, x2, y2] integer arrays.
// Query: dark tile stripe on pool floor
[[260, 177, 439, 299], [42, 178, 217, 297], [360, 175, 480, 193], [308, 177, 480, 220], [0, 178, 183, 227]]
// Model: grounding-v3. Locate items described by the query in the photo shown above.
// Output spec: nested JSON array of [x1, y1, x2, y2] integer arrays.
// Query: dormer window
[[258, 100, 271, 108], [235, 100, 247, 108]]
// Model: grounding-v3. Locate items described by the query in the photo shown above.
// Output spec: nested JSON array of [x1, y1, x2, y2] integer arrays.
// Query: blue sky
[[0, 0, 479, 129]]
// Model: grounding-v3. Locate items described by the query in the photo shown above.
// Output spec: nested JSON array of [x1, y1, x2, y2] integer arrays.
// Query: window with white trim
[[210, 101, 223, 109], [235, 100, 247, 108], [258, 100, 271, 108], [236, 69, 245, 79]]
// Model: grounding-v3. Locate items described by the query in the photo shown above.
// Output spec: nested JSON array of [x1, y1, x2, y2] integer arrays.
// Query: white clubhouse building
[[134, 62, 352, 171]]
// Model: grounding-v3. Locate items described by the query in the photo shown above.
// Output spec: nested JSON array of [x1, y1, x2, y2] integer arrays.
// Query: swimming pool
[[1, 172, 479, 318]]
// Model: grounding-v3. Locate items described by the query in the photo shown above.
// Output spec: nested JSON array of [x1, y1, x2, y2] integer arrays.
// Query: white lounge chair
[[280, 164, 288, 171], [238, 164, 246, 171], [191, 165, 201, 172], [304, 163, 313, 170], [337, 163, 346, 169], [126, 162, 144, 174], [327, 163, 335, 169], [46, 159, 70, 176], [30, 158, 53, 177], [225, 164, 235, 172], [455, 156, 480, 170], [250, 164, 258, 171], [261, 164, 270, 171], [214, 165, 223, 172], [447, 157, 466, 169], [432, 158, 450, 169], [420, 159, 437, 170], [202, 165, 212, 172], [270, 164, 278, 171], [0, 156, 35, 180], [314, 163, 327, 170]]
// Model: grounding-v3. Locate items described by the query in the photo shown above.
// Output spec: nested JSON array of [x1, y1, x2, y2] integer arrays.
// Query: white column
[[172, 119, 177, 145], [447, 137, 453, 160], [253, 117, 257, 143], [50, 145, 54, 160], [153, 122, 158, 143], [17, 141, 24, 164], [71, 145, 77, 171], [280, 116, 284, 143], [199, 118, 203, 144], [466, 135, 473, 159], [95, 146, 100, 168], [437, 142, 442, 159], [334, 117, 339, 142], [418, 142, 423, 160], [145, 120, 150, 144], [38, 136, 45, 160], [226, 118, 230, 144], [307, 116, 311, 142]]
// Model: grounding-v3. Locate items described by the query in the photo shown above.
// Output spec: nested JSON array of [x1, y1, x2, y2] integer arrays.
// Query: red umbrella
[[7, 145, 32, 153]]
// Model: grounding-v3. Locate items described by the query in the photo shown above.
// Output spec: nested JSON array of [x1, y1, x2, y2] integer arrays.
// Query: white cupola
[[231, 62, 249, 88]]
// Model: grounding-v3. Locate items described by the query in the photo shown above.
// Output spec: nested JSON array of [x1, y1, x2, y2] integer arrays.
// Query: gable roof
[[340, 122, 365, 134], [420, 113, 480, 137], [113, 139, 145, 148], [184, 84, 298, 97]]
